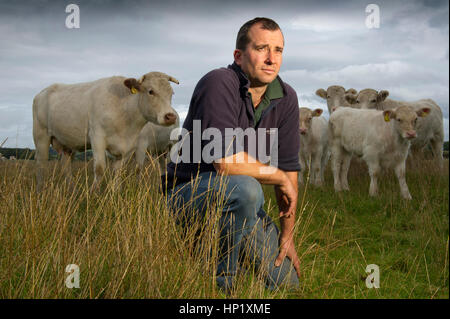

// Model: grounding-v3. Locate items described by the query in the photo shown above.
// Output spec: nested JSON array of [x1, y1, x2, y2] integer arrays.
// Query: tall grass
[[0, 156, 448, 298]]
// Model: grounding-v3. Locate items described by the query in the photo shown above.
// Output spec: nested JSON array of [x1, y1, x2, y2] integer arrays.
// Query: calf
[[298, 107, 329, 186], [345, 89, 444, 168], [329, 105, 431, 199]]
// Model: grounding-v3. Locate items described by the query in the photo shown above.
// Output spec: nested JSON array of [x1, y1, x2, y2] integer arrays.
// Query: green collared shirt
[[250, 77, 284, 126]]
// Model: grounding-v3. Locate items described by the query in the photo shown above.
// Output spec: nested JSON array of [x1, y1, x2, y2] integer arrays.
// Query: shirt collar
[[228, 62, 286, 99]]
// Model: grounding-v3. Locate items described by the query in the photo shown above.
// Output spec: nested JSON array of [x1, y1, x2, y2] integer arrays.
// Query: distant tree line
[[1, 142, 449, 161], [0, 147, 93, 161]]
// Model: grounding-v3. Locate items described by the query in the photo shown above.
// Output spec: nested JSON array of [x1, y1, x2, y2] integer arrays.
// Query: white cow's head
[[346, 88, 389, 110], [299, 107, 323, 135], [316, 85, 357, 113], [383, 105, 431, 140], [124, 72, 179, 126]]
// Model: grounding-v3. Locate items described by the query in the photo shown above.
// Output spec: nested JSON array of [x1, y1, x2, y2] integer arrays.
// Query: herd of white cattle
[[300, 85, 444, 199], [29, 73, 445, 199]]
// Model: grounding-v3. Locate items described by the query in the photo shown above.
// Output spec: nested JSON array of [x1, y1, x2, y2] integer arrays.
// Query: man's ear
[[377, 90, 389, 102], [233, 49, 243, 65], [315, 88, 327, 99], [124, 78, 141, 94], [345, 94, 357, 105], [312, 108, 323, 117]]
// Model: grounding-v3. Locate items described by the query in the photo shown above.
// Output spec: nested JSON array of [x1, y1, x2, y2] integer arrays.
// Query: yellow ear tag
[[384, 113, 390, 122], [131, 87, 137, 94]]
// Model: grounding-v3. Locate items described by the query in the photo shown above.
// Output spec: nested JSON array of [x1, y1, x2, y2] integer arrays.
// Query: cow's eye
[[397, 119, 401, 122], [371, 100, 376, 103], [356, 100, 360, 104], [148, 90, 154, 95]]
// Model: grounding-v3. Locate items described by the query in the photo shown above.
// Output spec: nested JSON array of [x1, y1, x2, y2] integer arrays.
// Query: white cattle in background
[[329, 105, 431, 199], [298, 107, 329, 186], [345, 88, 444, 169], [33, 71, 179, 190]]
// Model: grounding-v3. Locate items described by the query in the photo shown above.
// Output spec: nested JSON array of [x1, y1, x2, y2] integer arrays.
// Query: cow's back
[[330, 108, 385, 156], [34, 76, 127, 151]]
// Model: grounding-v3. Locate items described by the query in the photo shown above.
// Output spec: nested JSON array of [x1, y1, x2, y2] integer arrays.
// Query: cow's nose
[[164, 112, 176, 125], [406, 131, 416, 139], [300, 128, 307, 135]]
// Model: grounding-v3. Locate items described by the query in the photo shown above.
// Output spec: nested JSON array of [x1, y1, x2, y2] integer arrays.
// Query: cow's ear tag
[[131, 87, 138, 94], [384, 113, 390, 122]]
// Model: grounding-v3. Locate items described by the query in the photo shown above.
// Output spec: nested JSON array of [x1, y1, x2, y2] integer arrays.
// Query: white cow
[[135, 112, 180, 175], [316, 85, 358, 113], [345, 89, 444, 168], [33, 71, 179, 189], [0, 153, 6, 161], [329, 105, 431, 199], [298, 107, 329, 186]]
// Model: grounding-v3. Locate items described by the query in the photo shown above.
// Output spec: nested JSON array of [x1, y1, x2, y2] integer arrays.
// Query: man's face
[[234, 23, 284, 87]]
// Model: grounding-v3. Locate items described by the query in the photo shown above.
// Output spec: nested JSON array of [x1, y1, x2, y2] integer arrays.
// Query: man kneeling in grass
[[162, 17, 301, 291]]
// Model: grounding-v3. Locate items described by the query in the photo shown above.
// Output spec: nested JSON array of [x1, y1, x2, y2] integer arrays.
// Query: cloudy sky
[[0, 0, 448, 148]]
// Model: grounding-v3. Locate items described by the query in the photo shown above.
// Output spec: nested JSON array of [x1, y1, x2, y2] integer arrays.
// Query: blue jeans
[[166, 172, 299, 290]]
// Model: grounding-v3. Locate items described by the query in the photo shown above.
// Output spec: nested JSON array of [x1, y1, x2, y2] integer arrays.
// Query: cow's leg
[[395, 161, 412, 200], [331, 142, 343, 192], [430, 137, 444, 170], [340, 151, 352, 191], [311, 151, 322, 186], [367, 159, 380, 197], [90, 137, 107, 190], [298, 153, 306, 185], [135, 137, 148, 174], [158, 152, 169, 176], [320, 149, 330, 185], [33, 126, 51, 192], [60, 150, 74, 182]]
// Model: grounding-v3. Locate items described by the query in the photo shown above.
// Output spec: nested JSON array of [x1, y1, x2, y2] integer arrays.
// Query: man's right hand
[[276, 173, 297, 218]]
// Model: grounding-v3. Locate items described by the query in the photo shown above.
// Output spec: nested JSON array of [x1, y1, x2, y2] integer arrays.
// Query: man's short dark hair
[[236, 17, 283, 51]]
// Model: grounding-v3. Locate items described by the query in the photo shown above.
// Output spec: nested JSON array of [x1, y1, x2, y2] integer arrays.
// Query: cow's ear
[[378, 90, 389, 102], [345, 94, 357, 104], [345, 88, 357, 95], [312, 108, 323, 117], [124, 78, 141, 94], [417, 107, 431, 117], [315, 88, 327, 99], [383, 110, 395, 122]]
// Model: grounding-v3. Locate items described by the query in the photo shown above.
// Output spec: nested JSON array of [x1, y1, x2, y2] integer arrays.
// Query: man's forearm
[[275, 171, 298, 239], [213, 151, 289, 186]]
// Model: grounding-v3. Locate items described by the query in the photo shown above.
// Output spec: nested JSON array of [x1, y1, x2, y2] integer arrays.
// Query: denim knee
[[227, 175, 264, 217]]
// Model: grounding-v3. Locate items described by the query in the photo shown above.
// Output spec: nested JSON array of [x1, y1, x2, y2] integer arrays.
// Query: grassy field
[[0, 156, 448, 299]]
